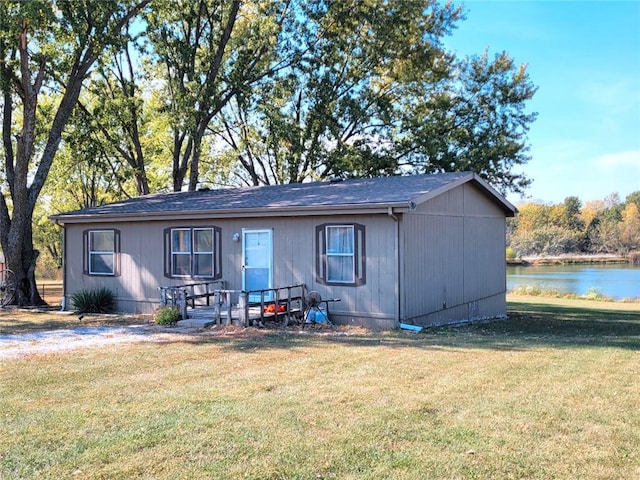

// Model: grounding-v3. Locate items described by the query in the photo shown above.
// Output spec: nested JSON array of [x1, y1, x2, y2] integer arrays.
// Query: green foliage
[[27, 0, 538, 224], [71, 287, 116, 314], [0, 0, 150, 306], [582, 288, 612, 302], [509, 284, 561, 298], [153, 306, 182, 325], [508, 192, 640, 257], [209, 0, 535, 194]]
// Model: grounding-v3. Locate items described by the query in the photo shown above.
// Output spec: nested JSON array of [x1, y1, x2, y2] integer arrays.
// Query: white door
[[242, 229, 273, 301]]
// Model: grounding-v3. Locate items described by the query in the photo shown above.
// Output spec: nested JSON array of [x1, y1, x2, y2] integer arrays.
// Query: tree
[[560, 196, 584, 232], [625, 191, 640, 211], [396, 49, 537, 194], [0, 0, 149, 305], [219, 0, 462, 185], [508, 202, 581, 256], [145, 0, 290, 191], [215, 0, 536, 194], [80, 29, 154, 196], [619, 202, 640, 252], [581, 199, 604, 229]]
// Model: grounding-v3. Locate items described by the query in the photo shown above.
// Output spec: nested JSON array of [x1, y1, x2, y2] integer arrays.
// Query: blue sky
[[443, 0, 640, 206]]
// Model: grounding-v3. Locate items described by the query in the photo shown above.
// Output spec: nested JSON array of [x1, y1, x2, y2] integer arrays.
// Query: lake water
[[506, 264, 640, 300]]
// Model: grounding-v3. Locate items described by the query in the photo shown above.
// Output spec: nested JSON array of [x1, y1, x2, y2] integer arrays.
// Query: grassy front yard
[[1, 298, 639, 479]]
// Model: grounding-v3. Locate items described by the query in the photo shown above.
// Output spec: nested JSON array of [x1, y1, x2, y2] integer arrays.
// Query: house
[[50, 172, 517, 329]]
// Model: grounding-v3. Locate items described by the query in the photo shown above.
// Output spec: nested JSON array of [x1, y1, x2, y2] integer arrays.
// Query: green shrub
[[71, 287, 115, 314], [154, 306, 181, 325], [509, 283, 562, 297], [582, 288, 612, 301]]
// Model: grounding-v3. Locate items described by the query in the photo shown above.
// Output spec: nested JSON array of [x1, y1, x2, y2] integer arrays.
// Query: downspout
[[54, 220, 67, 311], [387, 207, 400, 327]]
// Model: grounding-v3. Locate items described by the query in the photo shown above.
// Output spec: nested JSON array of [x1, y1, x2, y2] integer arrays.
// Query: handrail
[[158, 280, 226, 320], [238, 284, 306, 326], [158, 281, 306, 327]]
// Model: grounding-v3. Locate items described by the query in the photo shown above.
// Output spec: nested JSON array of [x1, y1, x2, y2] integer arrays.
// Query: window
[[171, 229, 191, 276], [315, 223, 366, 286], [164, 226, 222, 279], [83, 229, 120, 276], [193, 228, 214, 277], [326, 226, 354, 283]]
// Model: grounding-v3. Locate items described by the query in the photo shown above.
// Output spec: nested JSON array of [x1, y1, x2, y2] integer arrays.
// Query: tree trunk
[[1, 209, 45, 306], [1, 1, 152, 306]]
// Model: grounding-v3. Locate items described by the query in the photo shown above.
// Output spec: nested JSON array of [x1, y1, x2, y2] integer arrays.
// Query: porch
[[158, 282, 307, 328]]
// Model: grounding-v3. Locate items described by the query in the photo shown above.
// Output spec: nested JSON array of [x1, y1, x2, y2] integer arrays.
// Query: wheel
[[0, 269, 16, 306]]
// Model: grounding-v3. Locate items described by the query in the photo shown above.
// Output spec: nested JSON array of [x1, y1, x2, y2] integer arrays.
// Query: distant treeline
[[507, 192, 640, 259]]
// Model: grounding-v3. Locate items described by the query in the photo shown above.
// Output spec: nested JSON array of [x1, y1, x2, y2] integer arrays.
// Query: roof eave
[[50, 202, 414, 224]]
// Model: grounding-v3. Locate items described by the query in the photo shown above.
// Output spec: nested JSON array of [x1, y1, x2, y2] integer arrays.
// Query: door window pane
[[244, 231, 270, 268]]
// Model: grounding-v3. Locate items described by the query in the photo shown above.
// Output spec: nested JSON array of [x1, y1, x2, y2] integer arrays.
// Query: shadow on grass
[[2, 302, 639, 353], [0, 308, 151, 335], [164, 301, 640, 353]]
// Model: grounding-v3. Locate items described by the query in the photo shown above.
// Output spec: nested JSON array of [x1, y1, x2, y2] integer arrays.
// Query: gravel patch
[[0, 324, 201, 359], [1, 321, 350, 360]]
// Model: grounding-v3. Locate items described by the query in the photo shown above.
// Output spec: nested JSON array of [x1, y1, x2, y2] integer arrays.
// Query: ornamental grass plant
[[70, 287, 115, 314]]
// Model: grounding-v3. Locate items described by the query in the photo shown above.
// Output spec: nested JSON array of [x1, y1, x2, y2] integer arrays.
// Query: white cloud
[[579, 78, 640, 113], [594, 150, 640, 169], [509, 149, 640, 205]]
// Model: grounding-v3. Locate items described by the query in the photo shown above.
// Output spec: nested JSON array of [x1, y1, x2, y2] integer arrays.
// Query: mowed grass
[[1, 298, 639, 479], [0, 309, 150, 334]]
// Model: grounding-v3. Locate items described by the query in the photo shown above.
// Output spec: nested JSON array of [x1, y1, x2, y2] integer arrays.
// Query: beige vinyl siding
[[306, 214, 398, 329], [61, 178, 510, 327], [63, 214, 399, 321], [463, 216, 507, 302], [401, 182, 508, 326], [401, 214, 465, 321]]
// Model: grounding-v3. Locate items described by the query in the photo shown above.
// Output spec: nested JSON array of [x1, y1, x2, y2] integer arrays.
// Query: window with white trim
[[315, 223, 366, 286], [164, 226, 222, 279], [326, 225, 355, 283], [83, 229, 120, 276]]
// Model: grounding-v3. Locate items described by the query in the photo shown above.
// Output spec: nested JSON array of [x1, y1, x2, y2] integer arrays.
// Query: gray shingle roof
[[51, 172, 514, 221]]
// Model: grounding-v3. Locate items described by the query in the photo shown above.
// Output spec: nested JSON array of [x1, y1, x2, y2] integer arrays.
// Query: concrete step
[[176, 317, 216, 328]]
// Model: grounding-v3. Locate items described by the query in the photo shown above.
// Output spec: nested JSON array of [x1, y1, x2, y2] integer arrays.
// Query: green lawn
[[1, 298, 639, 479]]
